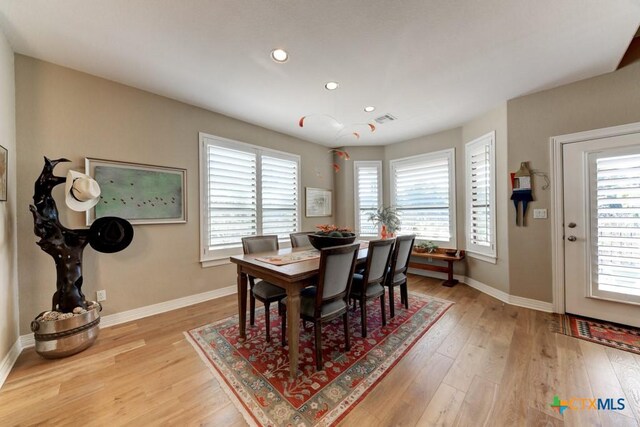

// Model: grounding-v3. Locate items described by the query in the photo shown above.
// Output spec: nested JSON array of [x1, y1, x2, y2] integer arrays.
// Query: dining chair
[[349, 238, 395, 338], [289, 231, 314, 248], [384, 234, 415, 318], [241, 235, 286, 342], [280, 243, 360, 371]]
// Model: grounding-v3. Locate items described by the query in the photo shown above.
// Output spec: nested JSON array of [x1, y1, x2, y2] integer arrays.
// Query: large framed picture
[[0, 145, 6, 202], [85, 158, 187, 225], [305, 187, 332, 217]]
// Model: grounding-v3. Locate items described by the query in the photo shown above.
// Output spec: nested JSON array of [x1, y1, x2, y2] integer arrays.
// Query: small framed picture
[[0, 145, 7, 202], [85, 158, 187, 225], [305, 187, 332, 217]]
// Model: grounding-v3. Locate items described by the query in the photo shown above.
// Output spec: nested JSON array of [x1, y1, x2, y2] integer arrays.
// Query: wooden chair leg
[[343, 312, 350, 351], [264, 302, 271, 342], [380, 294, 386, 326], [314, 320, 323, 371], [280, 310, 287, 347], [401, 283, 408, 309], [388, 286, 395, 318], [249, 293, 256, 326], [361, 298, 367, 338]]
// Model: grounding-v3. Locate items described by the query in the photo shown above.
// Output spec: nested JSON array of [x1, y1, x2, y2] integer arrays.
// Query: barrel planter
[[30, 304, 102, 359]]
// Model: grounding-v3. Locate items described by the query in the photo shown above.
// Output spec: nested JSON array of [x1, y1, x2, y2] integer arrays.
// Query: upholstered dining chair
[[349, 238, 395, 338], [289, 231, 314, 248], [241, 235, 286, 342], [280, 243, 360, 371], [384, 234, 415, 318]]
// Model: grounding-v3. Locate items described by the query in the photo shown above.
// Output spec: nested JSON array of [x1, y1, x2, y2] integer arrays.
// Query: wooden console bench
[[408, 249, 466, 287]]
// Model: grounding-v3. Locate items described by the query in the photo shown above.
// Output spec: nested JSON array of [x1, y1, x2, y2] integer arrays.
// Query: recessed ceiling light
[[325, 81, 339, 90], [271, 48, 289, 63], [364, 106, 376, 112]]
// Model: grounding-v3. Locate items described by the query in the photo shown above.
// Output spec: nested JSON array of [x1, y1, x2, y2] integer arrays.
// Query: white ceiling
[[0, 1, 639, 147]]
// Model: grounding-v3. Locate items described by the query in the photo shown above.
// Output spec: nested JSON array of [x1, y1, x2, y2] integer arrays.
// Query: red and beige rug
[[554, 314, 640, 355], [186, 292, 452, 426]]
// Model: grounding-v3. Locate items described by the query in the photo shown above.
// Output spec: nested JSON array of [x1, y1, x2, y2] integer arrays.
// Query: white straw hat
[[65, 170, 101, 212]]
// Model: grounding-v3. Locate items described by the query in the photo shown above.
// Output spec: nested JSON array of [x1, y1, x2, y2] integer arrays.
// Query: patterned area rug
[[186, 292, 452, 426], [553, 314, 640, 355]]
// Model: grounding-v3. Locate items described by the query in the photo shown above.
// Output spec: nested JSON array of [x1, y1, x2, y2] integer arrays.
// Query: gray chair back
[[242, 235, 279, 255], [290, 231, 313, 248], [364, 239, 395, 284], [315, 243, 360, 309], [392, 234, 416, 274]]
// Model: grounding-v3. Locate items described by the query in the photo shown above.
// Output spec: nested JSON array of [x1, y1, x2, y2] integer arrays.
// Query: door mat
[[552, 313, 640, 355], [185, 292, 452, 426]]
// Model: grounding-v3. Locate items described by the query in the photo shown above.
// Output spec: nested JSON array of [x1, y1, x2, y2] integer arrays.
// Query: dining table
[[230, 243, 368, 379]]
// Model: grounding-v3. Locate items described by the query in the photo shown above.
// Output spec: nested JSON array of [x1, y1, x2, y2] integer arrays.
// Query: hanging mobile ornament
[[510, 161, 534, 226]]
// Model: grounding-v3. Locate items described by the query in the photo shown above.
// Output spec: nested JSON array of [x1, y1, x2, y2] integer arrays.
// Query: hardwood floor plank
[[416, 382, 466, 427], [525, 406, 564, 427], [453, 375, 498, 427]]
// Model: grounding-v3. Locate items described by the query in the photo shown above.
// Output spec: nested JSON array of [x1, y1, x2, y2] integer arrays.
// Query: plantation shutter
[[469, 142, 491, 247], [206, 144, 257, 249], [392, 150, 454, 242], [262, 155, 299, 238], [355, 162, 381, 237], [465, 132, 496, 260], [592, 152, 640, 297]]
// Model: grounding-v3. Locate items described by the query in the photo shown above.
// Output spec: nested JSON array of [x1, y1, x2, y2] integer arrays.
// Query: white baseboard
[[509, 295, 554, 313], [463, 276, 511, 305], [20, 284, 238, 349], [0, 339, 22, 389], [408, 270, 554, 313]]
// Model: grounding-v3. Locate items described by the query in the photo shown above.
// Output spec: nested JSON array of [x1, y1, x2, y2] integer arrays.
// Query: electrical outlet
[[96, 290, 107, 302], [533, 209, 548, 219]]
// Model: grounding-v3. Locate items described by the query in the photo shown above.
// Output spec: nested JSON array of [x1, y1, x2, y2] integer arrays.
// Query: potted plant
[[368, 206, 401, 239], [415, 241, 438, 254]]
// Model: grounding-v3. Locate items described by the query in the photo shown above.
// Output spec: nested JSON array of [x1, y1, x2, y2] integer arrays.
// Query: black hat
[[89, 217, 134, 253]]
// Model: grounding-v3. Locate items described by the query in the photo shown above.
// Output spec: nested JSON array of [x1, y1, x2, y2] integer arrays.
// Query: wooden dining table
[[230, 244, 368, 379]]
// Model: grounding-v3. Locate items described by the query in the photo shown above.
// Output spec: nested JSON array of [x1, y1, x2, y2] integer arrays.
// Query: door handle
[[567, 236, 577, 242], [568, 222, 576, 228]]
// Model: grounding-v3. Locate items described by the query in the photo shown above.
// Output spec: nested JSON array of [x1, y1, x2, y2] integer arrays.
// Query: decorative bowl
[[444, 249, 458, 256], [308, 233, 357, 250]]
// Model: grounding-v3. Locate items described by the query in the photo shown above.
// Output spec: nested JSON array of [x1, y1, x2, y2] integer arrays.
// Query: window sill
[[466, 251, 497, 264], [200, 258, 232, 268]]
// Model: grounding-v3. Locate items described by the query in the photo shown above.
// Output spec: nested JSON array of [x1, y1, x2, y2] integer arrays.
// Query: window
[[199, 133, 300, 264], [390, 149, 456, 245], [354, 161, 382, 237], [465, 131, 496, 262]]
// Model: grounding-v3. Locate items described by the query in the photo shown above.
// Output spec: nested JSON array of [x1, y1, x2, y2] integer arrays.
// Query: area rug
[[186, 292, 452, 426], [553, 314, 640, 355]]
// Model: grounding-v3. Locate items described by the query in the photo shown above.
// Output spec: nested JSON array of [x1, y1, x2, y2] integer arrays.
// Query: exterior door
[[564, 132, 640, 327]]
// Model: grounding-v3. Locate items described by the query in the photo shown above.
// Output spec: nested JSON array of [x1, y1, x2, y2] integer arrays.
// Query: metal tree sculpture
[[30, 157, 89, 312]]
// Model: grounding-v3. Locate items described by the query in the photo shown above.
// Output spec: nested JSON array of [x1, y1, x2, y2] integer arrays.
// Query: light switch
[[533, 209, 547, 219]]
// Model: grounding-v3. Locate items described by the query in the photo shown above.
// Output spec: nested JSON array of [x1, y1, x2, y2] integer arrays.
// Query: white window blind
[[354, 161, 382, 237], [591, 151, 640, 300], [465, 132, 496, 261], [206, 144, 257, 249], [390, 149, 456, 244], [261, 155, 299, 239], [200, 134, 300, 263]]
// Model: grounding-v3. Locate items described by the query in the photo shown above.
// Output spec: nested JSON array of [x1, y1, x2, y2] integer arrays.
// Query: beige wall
[[0, 31, 18, 361], [15, 56, 334, 333], [507, 60, 640, 302], [461, 103, 509, 293]]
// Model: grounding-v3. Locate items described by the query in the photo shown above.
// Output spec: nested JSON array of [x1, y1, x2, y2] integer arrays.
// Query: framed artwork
[[305, 187, 332, 217], [85, 158, 187, 225], [0, 145, 6, 201]]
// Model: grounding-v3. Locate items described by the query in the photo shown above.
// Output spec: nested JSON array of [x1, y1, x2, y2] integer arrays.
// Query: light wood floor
[[2, 275, 640, 426]]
